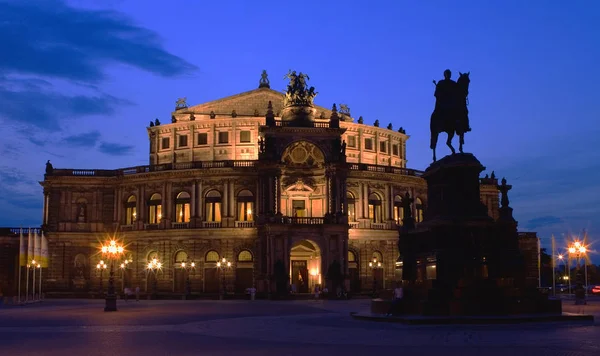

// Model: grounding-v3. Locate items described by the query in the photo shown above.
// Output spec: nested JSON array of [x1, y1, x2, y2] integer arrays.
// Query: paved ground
[[0, 298, 599, 356]]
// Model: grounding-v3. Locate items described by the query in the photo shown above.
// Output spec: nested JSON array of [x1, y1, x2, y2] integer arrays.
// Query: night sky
[[0, 0, 597, 261]]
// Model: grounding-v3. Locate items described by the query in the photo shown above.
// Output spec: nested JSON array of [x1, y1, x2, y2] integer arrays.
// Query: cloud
[[525, 216, 564, 230], [99, 142, 135, 156], [61, 131, 101, 148], [0, 0, 197, 82], [0, 0, 197, 130]]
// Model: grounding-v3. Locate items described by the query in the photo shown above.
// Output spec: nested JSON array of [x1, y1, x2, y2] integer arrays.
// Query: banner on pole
[[19, 228, 27, 266], [27, 229, 33, 265], [41, 231, 49, 268], [34, 230, 41, 263]]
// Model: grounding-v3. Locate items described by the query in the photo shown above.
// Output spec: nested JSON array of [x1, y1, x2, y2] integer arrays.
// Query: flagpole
[[39, 266, 42, 301], [18, 227, 22, 304], [551, 235, 556, 297], [25, 264, 29, 303], [32, 263, 36, 301]]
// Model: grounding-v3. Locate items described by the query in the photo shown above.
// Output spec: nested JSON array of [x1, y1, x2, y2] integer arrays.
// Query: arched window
[[205, 190, 222, 222], [175, 191, 191, 223], [236, 190, 254, 222], [148, 193, 162, 224], [237, 250, 253, 262], [125, 195, 137, 225], [348, 250, 356, 262], [415, 198, 424, 223], [393, 195, 403, 225], [372, 251, 383, 264], [147, 251, 159, 262], [205, 250, 219, 262], [174, 250, 189, 267], [368, 193, 382, 223], [347, 192, 356, 222]]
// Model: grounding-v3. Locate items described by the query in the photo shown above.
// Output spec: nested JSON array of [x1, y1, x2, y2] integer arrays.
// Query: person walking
[[135, 286, 140, 302]]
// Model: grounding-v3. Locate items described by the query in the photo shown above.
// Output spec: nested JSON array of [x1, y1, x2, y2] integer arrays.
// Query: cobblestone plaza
[[1, 299, 598, 355]]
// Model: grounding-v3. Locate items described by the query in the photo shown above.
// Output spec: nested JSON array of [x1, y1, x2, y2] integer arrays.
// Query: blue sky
[[0, 0, 597, 261]]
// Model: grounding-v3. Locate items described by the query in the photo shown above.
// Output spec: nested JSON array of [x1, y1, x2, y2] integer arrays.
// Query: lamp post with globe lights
[[568, 241, 588, 305], [146, 257, 162, 299], [369, 257, 382, 298], [216, 257, 231, 300], [96, 260, 107, 294], [180, 259, 196, 299], [99, 239, 125, 311]]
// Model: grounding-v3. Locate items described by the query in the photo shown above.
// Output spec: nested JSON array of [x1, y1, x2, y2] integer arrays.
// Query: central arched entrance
[[290, 240, 321, 294]]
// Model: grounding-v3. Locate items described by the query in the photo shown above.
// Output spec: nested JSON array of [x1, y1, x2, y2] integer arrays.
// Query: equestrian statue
[[430, 69, 471, 162]]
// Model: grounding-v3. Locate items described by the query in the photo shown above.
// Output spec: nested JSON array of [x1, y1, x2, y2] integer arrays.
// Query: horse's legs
[[459, 134, 464, 153], [431, 131, 439, 162], [446, 132, 455, 154]]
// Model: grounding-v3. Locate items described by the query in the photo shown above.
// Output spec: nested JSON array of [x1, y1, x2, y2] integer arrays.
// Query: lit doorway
[[289, 240, 321, 293]]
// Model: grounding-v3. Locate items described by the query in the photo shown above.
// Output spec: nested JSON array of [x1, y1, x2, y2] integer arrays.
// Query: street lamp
[[99, 239, 125, 312], [216, 257, 231, 300], [369, 257, 382, 298], [146, 257, 162, 298], [96, 260, 107, 294], [567, 241, 588, 305], [180, 259, 196, 299]]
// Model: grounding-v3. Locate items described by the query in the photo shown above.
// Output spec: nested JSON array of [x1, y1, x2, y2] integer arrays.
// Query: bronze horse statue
[[430, 72, 471, 161]]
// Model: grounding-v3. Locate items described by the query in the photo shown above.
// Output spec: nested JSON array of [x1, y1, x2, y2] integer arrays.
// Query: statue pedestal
[[398, 153, 555, 316], [280, 105, 316, 127]]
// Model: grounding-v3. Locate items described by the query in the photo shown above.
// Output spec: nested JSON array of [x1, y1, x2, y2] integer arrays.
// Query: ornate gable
[[178, 88, 334, 119]]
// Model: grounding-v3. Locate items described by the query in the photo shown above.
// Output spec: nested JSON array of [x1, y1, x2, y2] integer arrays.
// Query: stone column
[[191, 181, 196, 218], [223, 180, 229, 217], [363, 184, 369, 219], [275, 175, 281, 214], [139, 185, 145, 223], [197, 180, 203, 221], [229, 180, 235, 217]]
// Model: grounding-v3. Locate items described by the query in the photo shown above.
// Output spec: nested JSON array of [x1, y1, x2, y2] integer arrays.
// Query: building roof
[[173, 86, 352, 121]]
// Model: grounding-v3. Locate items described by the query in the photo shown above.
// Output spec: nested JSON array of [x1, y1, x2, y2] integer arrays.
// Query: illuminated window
[[415, 198, 424, 223], [205, 190, 222, 222], [125, 195, 137, 225], [347, 192, 356, 222], [393, 195, 403, 225], [205, 250, 219, 262], [368, 193, 382, 223], [237, 250, 253, 262], [148, 193, 162, 224], [292, 200, 306, 217], [348, 250, 356, 262], [175, 191, 191, 223], [236, 190, 254, 221]]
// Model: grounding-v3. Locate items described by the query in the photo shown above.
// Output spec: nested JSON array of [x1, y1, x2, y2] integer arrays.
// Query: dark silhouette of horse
[[430, 72, 471, 161]]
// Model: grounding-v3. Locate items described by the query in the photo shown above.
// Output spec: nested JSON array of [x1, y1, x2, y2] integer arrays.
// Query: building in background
[[2, 72, 520, 297]]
